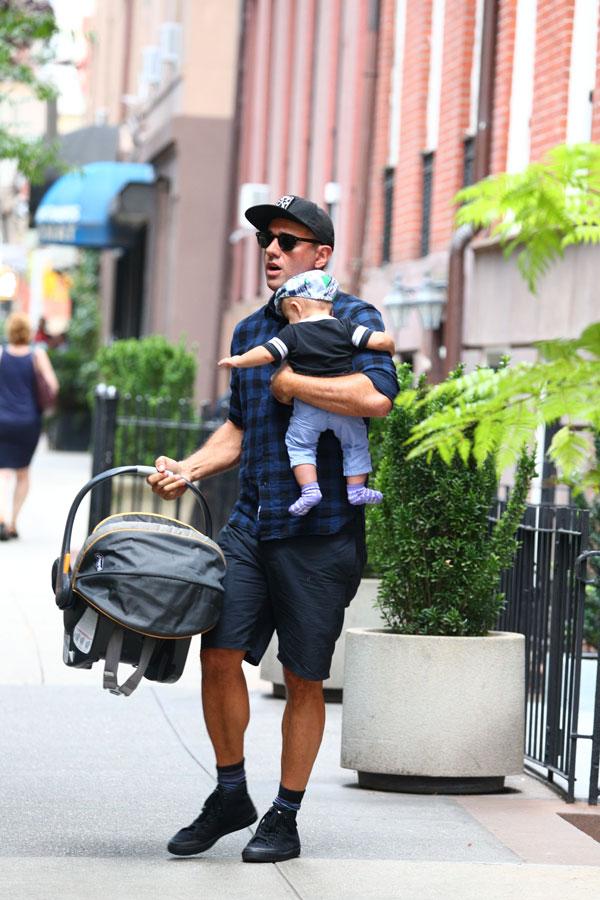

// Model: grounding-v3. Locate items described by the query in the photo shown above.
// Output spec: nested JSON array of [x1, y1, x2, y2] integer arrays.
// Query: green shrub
[[49, 250, 101, 411], [367, 364, 536, 636], [96, 334, 196, 402]]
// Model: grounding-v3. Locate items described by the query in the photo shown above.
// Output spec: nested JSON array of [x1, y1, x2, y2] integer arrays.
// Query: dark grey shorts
[[201, 522, 366, 681]]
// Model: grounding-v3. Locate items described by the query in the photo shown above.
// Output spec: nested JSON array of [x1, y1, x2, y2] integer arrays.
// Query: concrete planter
[[260, 578, 384, 701], [341, 628, 525, 793]]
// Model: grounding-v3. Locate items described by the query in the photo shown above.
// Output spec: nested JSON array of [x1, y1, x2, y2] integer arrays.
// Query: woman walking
[[0, 312, 58, 540]]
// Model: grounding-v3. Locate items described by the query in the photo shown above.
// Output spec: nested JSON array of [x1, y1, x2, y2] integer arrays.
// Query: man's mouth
[[266, 263, 281, 276]]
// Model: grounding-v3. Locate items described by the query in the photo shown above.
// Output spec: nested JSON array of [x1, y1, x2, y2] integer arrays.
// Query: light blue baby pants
[[285, 398, 372, 476]]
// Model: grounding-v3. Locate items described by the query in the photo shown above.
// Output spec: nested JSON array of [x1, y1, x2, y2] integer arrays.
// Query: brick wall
[[529, 0, 575, 161], [591, 7, 600, 141], [392, 0, 433, 260], [364, 0, 396, 268], [429, 0, 477, 251]]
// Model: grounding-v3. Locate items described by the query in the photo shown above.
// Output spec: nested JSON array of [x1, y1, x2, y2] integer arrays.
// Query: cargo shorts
[[201, 521, 366, 681]]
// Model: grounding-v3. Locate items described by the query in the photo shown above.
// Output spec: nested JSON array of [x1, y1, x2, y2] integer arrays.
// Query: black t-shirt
[[263, 316, 373, 376]]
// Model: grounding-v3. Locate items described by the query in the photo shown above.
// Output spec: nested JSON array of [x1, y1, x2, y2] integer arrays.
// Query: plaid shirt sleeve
[[349, 305, 399, 402], [227, 328, 243, 428]]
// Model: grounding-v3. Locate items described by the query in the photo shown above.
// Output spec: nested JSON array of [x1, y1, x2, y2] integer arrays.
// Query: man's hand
[[270, 363, 294, 405], [147, 456, 191, 500]]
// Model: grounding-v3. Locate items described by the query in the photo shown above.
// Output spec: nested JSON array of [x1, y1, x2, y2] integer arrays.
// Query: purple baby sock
[[289, 481, 323, 516], [347, 483, 383, 506]]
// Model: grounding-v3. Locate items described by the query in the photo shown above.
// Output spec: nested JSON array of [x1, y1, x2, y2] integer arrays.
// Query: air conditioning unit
[[159, 22, 182, 67], [238, 183, 270, 229], [142, 45, 161, 87]]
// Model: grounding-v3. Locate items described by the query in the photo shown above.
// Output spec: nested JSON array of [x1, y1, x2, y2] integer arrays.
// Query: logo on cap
[[276, 195, 295, 210]]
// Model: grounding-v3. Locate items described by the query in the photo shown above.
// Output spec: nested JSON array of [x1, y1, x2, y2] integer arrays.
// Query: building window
[[463, 136, 475, 187], [382, 167, 395, 263], [421, 151, 434, 257]]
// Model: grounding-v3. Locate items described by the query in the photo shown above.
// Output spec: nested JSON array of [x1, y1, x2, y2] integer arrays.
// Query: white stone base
[[341, 629, 525, 778]]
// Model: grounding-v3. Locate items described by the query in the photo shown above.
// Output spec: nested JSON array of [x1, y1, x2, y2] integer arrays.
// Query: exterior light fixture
[[384, 275, 447, 332]]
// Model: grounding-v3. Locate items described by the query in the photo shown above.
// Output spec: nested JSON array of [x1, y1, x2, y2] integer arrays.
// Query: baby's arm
[[218, 345, 276, 368], [365, 331, 395, 355]]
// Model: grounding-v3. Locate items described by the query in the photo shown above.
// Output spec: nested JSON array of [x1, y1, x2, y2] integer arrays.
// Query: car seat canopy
[[72, 513, 225, 638]]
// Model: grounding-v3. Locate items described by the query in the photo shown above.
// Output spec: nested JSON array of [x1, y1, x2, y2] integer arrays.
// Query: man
[[148, 195, 398, 863]]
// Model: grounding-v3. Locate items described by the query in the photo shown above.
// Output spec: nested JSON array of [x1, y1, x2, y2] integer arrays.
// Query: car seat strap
[[103, 627, 157, 696]]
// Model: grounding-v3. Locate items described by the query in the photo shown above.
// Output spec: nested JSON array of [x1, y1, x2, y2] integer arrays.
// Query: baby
[[218, 270, 395, 516]]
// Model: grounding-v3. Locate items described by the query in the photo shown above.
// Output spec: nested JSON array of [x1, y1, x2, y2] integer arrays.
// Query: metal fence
[[88, 385, 238, 537], [493, 501, 591, 802]]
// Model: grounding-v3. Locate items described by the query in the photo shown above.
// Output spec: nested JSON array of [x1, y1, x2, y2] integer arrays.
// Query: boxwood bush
[[367, 364, 536, 636]]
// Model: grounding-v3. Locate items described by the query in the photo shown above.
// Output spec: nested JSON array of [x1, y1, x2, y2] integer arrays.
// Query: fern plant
[[455, 142, 600, 293], [405, 143, 600, 489], [368, 365, 536, 636]]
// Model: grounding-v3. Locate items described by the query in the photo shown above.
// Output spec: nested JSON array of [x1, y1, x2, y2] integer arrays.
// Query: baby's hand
[[218, 356, 240, 368]]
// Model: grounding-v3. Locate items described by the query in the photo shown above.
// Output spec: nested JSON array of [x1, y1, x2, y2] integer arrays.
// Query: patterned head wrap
[[274, 269, 339, 315]]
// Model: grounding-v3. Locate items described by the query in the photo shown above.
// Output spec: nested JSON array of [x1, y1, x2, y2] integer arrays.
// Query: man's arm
[[148, 418, 243, 499], [271, 366, 392, 417]]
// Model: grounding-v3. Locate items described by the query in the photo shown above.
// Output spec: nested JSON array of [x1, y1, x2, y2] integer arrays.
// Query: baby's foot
[[289, 482, 322, 516], [347, 485, 383, 506]]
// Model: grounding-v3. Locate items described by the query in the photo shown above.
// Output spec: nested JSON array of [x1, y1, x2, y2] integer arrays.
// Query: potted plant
[[340, 364, 536, 793]]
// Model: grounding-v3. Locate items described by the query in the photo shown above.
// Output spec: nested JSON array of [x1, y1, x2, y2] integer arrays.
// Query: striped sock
[[216, 759, 247, 792], [347, 484, 383, 506], [289, 481, 322, 516], [273, 783, 305, 816]]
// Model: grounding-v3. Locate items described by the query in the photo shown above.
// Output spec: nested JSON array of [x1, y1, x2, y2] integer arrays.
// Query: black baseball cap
[[245, 195, 335, 248]]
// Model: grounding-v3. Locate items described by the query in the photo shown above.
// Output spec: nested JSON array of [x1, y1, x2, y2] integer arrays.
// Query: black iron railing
[[89, 385, 238, 536], [493, 502, 590, 802]]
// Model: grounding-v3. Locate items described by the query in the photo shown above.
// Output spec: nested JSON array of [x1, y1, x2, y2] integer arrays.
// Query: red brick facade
[[429, 0, 477, 252], [391, 0, 433, 261], [489, 0, 517, 174], [529, 0, 575, 162]]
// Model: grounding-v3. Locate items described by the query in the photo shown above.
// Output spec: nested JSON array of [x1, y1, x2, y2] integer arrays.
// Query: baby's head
[[274, 270, 339, 321]]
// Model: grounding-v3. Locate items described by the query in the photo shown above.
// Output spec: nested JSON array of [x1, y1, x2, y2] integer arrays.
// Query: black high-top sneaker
[[241, 806, 301, 863], [167, 784, 257, 856]]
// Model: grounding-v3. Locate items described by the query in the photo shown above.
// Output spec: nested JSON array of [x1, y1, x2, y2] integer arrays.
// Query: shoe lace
[[256, 807, 294, 844], [192, 787, 223, 826]]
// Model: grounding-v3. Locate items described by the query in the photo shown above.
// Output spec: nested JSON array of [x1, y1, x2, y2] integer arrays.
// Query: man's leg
[[201, 647, 249, 764], [280, 668, 325, 790]]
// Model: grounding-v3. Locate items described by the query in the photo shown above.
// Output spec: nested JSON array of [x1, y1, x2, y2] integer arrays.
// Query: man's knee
[[283, 667, 323, 700], [201, 647, 245, 681]]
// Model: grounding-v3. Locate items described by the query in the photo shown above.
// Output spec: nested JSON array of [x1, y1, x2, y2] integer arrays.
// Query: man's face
[[261, 217, 332, 291]]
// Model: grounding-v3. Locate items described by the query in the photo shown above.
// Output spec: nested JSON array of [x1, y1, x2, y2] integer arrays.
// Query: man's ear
[[314, 245, 333, 269]]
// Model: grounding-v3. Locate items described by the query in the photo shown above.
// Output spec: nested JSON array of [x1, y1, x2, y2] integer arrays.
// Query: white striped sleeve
[[351, 324, 372, 349], [263, 335, 289, 362]]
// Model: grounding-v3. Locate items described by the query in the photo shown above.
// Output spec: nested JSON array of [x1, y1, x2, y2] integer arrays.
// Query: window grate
[[382, 167, 395, 263], [463, 136, 475, 187], [421, 151, 434, 257]]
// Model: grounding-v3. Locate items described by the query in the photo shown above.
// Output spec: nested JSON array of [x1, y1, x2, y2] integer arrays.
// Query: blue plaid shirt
[[227, 291, 399, 540]]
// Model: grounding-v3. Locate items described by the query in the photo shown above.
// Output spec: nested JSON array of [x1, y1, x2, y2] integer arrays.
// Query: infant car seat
[[52, 465, 225, 696]]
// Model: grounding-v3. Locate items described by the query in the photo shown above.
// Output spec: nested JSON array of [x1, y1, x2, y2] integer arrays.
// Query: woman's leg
[[0, 468, 13, 525], [10, 467, 30, 532]]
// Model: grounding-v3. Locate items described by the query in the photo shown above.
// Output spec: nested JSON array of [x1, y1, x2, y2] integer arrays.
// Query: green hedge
[[367, 364, 536, 636]]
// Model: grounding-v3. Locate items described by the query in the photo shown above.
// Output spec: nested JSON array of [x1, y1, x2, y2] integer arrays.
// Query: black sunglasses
[[256, 230, 321, 252]]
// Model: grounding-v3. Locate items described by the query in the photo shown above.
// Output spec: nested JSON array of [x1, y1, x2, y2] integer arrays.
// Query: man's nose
[[265, 235, 280, 253]]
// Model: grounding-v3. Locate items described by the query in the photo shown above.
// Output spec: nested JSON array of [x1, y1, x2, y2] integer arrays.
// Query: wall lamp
[[384, 276, 447, 332]]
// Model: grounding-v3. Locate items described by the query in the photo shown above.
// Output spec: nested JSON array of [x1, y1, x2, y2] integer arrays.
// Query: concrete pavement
[[1, 438, 600, 898]]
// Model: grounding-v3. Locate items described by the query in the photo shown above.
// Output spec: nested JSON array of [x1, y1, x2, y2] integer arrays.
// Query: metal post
[[88, 384, 119, 531]]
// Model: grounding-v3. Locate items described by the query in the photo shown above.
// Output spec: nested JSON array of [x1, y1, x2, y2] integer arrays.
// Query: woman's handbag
[[32, 351, 58, 412]]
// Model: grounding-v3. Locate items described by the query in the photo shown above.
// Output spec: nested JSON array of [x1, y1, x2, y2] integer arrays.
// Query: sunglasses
[[256, 230, 321, 252]]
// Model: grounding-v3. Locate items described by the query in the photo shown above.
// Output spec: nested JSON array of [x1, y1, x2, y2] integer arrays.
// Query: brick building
[[225, 0, 600, 388]]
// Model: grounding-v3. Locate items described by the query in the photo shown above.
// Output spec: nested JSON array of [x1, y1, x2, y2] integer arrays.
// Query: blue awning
[[35, 161, 155, 248]]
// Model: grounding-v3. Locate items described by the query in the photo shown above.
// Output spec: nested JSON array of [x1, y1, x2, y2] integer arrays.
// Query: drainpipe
[[349, 0, 381, 296], [443, 0, 498, 375]]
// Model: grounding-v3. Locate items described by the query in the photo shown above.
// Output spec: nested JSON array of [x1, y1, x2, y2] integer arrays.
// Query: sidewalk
[[1, 439, 600, 898]]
